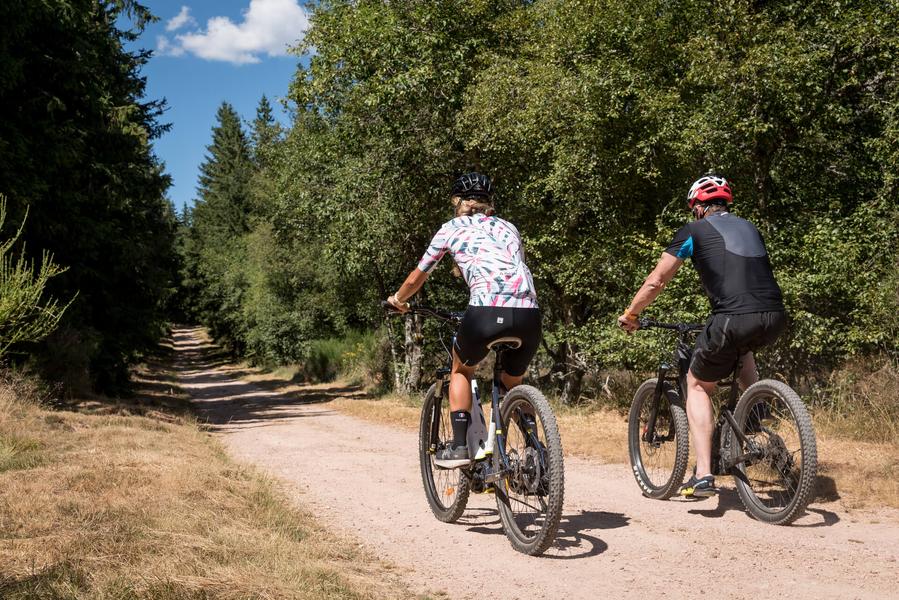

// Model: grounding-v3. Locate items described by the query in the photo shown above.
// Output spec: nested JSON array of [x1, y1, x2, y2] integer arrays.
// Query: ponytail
[[452, 195, 495, 217]]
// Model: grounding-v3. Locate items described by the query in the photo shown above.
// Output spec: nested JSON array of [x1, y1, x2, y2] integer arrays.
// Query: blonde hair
[[452, 195, 495, 217]]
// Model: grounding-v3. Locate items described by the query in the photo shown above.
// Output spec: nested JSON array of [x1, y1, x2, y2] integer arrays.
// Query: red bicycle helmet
[[687, 175, 733, 208]]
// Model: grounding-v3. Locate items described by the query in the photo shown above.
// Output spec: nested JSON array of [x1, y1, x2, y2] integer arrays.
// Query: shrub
[[298, 329, 392, 389], [0, 197, 70, 362]]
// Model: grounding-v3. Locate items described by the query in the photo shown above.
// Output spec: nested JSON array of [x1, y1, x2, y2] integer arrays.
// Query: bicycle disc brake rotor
[[510, 447, 541, 495]]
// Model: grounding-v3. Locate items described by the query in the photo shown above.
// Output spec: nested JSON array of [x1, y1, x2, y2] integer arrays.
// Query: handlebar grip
[[381, 300, 402, 314]]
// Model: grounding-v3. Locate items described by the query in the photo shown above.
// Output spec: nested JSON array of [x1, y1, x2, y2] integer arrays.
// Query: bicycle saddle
[[486, 336, 522, 351]]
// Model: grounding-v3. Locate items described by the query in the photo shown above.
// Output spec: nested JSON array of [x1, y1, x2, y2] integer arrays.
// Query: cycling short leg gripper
[[451, 410, 471, 447]]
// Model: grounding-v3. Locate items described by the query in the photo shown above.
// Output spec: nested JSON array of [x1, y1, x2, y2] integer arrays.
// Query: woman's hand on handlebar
[[617, 311, 640, 334], [386, 294, 410, 314]]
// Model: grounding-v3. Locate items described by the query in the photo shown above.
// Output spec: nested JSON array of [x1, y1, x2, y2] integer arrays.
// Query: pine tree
[[195, 103, 254, 239], [0, 0, 177, 391], [251, 95, 283, 168], [187, 102, 255, 348]]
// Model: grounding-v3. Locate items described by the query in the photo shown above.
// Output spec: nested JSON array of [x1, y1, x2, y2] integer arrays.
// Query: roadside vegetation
[[0, 1, 178, 394], [0, 363, 413, 599]]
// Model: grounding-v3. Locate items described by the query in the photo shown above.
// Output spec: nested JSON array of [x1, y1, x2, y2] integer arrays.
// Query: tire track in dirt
[[173, 326, 899, 600]]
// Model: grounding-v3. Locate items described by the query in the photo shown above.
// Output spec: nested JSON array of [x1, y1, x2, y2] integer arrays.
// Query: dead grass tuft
[[0, 368, 410, 599], [812, 359, 899, 443]]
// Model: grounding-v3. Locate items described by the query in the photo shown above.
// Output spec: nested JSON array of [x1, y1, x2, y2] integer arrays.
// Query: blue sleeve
[[676, 236, 693, 259], [664, 225, 693, 259]]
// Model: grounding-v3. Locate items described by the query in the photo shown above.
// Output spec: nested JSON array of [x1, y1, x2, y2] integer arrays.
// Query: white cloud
[[166, 6, 196, 32], [156, 35, 185, 57], [159, 0, 309, 65]]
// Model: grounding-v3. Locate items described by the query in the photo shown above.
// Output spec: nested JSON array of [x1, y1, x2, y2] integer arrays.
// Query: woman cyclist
[[386, 172, 541, 466]]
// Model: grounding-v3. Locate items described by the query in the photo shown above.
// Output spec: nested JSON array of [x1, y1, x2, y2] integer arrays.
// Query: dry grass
[[0, 368, 413, 599], [329, 390, 899, 510]]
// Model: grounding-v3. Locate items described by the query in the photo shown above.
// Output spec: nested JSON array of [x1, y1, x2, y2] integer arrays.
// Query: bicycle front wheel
[[729, 379, 817, 525], [627, 378, 690, 499], [494, 385, 564, 556], [419, 383, 470, 522]]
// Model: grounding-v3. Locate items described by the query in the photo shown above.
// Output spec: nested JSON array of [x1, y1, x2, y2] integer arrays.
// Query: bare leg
[[449, 349, 476, 412], [738, 352, 758, 391], [685, 371, 718, 477]]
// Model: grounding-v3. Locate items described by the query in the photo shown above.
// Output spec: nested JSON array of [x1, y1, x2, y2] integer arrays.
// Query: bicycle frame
[[396, 304, 524, 484], [640, 319, 760, 475]]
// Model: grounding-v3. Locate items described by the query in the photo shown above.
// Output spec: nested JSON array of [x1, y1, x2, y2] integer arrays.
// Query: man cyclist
[[618, 175, 787, 497], [386, 173, 542, 467]]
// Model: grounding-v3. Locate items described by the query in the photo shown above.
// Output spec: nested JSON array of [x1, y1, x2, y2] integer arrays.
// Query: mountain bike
[[628, 318, 817, 525], [383, 303, 564, 555]]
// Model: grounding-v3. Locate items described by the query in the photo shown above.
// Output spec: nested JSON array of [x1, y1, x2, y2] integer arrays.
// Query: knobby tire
[[729, 379, 817, 525], [494, 385, 564, 556], [628, 378, 690, 499]]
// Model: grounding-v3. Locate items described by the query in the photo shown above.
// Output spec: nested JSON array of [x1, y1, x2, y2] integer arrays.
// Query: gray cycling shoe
[[434, 443, 470, 469]]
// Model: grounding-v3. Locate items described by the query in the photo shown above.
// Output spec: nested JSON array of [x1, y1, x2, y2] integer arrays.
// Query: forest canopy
[[179, 0, 899, 404]]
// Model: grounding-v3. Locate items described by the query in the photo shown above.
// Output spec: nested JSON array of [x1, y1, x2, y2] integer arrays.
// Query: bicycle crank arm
[[484, 469, 511, 484], [723, 451, 760, 469]]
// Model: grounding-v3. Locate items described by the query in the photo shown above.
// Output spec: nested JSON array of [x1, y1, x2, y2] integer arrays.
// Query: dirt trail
[[172, 326, 899, 600]]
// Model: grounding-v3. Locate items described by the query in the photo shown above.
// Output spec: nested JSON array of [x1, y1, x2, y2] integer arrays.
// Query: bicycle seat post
[[493, 348, 505, 401]]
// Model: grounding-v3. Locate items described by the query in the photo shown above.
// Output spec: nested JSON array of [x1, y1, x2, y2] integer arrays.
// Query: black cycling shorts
[[454, 306, 541, 376], [690, 311, 787, 382]]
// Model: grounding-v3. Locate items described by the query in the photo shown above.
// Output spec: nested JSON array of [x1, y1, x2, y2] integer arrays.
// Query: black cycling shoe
[[678, 474, 718, 498], [434, 443, 470, 468]]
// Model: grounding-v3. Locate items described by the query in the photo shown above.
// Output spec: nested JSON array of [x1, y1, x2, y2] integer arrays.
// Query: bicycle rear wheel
[[419, 383, 470, 522], [494, 385, 564, 556], [729, 379, 817, 525], [628, 378, 690, 499]]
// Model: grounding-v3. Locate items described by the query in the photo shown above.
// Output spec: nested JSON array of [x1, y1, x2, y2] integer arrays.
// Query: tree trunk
[[558, 340, 586, 406], [383, 315, 404, 392], [402, 313, 424, 392]]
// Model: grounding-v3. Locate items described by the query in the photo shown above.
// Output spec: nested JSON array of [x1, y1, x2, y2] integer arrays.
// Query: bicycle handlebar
[[638, 318, 704, 333], [381, 301, 463, 324]]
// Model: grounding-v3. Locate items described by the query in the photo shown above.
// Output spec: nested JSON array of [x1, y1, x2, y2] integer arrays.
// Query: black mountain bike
[[384, 303, 564, 555], [628, 318, 817, 525]]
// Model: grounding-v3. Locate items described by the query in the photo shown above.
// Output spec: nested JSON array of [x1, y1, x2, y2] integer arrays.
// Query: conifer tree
[[188, 102, 255, 348]]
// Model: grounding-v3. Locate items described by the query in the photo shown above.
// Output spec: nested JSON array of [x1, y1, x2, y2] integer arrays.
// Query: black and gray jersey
[[665, 212, 785, 315]]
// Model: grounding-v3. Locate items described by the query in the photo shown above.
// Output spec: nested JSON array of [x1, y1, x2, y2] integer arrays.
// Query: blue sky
[[126, 0, 310, 211]]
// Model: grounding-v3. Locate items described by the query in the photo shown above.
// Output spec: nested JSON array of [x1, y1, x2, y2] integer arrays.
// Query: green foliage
[[0, 1, 178, 391], [0, 198, 69, 360], [179, 0, 899, 402], [300, 330, 392, 389]]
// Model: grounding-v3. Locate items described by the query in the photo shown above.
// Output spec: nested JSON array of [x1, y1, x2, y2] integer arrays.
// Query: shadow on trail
[[687, 487, 841, 527], [171, 326, 367, 430], [461, 506, 629, 559]]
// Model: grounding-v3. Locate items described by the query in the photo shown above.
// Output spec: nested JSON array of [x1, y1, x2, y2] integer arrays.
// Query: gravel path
[[173, 326, 899, 600]]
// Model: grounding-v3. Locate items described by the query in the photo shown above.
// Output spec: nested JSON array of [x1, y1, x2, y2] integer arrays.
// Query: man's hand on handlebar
[[617, 311, 640, 334], [386, 294, 410, 314]]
